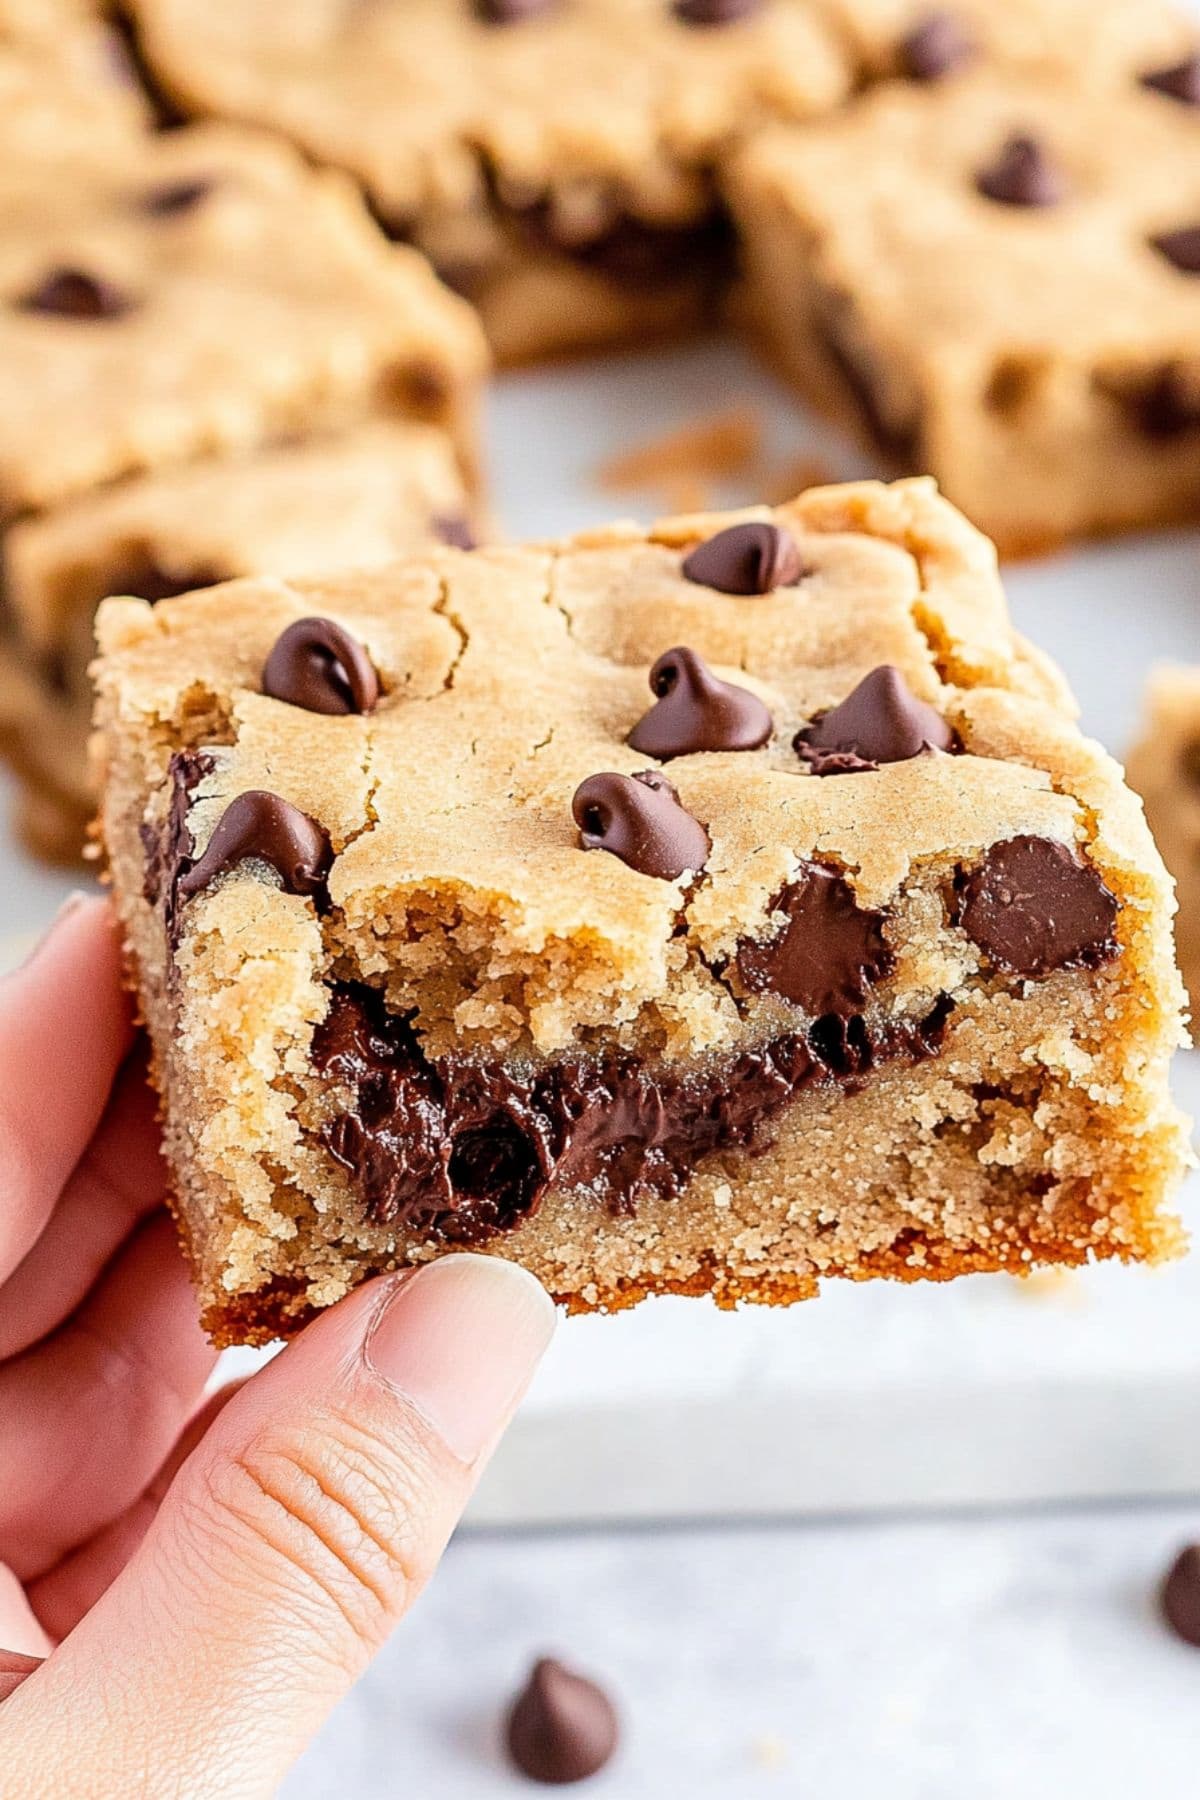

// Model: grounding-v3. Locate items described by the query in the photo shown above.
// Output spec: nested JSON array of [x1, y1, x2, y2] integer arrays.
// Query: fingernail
[[14, 891, 96, 975], [364, 1254, 556, 1464]]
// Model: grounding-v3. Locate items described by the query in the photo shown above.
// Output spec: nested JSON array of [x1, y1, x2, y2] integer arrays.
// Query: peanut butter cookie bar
[[0, 421, 475, 863], [729, 68, 1200, 553], [93, 480, 1188, 1345]]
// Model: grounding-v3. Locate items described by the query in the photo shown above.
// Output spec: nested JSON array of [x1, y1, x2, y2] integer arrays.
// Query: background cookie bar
[[0, 119, 486, 519], [822, 0, 1194, 85], [0, 421, 476, 863], [0, 19, 151, 156], [92, 478, 1188, 1346], [125, 0, 850, 364], [728, 70, 1200, 553], [1128, 667, 1200, 1015]]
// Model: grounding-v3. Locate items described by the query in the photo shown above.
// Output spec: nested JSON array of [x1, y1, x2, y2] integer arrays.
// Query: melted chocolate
[[141, 748, 214, 948], [311, 982, 953, 1239]]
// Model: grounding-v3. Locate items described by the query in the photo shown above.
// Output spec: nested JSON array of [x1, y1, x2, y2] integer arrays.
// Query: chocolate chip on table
[[736, 865, 894, 1016], [177, 790, 332, 904], [473, 0, 556, 20], [1161, 1546, 1200, 1647], [899, 10, 976, 81], [572, 769, 709, 880], [1141, 54, 1200, 106], [673, 0, 762, 24], [975, 135, 1067, 208], [681, 521, 805, 595], [1150, 225, 1200, 274], [16, 268, 134, 319], [794, 665, 956, 775], [505, 1657, 620, 1786], [140, 176, 215, 216], [627, 646, 772, 759], [263, 617, 380, 716], [433, 515, 478, 550], [954, 836, 1119, 977]]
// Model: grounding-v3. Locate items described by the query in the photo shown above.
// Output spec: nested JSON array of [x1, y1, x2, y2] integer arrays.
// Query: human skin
[[0, 896, 555, 1798]]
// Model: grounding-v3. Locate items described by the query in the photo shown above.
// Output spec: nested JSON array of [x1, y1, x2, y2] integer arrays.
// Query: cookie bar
[[0, 421, 475, 863], [823, 0, 1194, 85], [0, 119, 486, 519], [92, 478, 1189, 1345], [1128, 668, 1200, 1015], [0, 19, 151, 157], [125, 0, 851, 364], [728, 69, 1200, 553]]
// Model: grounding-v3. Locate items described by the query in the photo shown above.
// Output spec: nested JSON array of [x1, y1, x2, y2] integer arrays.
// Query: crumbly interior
[[1129, 667, 1200, 1015], [728, 70, 1200, 554], [93, 480, 1190, 1344]]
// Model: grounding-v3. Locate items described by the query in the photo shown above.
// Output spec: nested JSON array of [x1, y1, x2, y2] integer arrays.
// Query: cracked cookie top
[[127, 0, 849, 231], [0, 121, 486, 519], [95, 478, 1169, 1061]]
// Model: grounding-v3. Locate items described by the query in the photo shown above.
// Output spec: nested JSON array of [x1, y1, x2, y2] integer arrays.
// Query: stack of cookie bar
[[0, 12, 486, 859]]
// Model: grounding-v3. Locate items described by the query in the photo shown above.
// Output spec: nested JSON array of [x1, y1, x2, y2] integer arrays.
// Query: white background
[[7, 336, 1200, 1795]]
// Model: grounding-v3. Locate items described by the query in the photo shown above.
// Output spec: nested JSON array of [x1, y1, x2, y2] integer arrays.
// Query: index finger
[[0, 896, 132, 1284]]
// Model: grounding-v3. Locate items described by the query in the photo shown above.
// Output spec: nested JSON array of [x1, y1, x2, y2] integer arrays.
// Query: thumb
[[0, 1254, 555, 1799]]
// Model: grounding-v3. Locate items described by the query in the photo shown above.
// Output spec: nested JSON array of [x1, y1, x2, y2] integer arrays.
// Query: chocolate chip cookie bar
[[0, 120, 486, 520], [125, 0, 851, 364], [729, 68, 1200, 552], [1128, 668, 1200, 1014], [0, 16, 151, 156], [92, 479, 1189, 1345], [0, 421, 475, 863]]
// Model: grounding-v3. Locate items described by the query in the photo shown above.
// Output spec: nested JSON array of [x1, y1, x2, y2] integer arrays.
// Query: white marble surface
[[284, 1504, 1200, 1799]]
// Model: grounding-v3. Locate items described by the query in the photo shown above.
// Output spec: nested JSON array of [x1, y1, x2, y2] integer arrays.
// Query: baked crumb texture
[[93, 480, 1190, 1346], [1128, 667, 1200, 1017], [728, 64, 1200, 554], [0, 118, 486, 861]]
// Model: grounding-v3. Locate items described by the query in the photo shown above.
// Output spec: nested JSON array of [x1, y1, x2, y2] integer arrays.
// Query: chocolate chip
[[506, 1658, 620, 1785], [1151, 225, 1200, 274], [1120, 364, 1200, 439], [1141, 54, 1200, 105], [433, 515, 478, 550], [899, 10, 976, 80], [627, 646, 772, 760], [140, 176, 214, 216], [473, 0, 556, 20], [794, 665, 956, 776], [681, 522, 805, 595], [16, 268, 134, 320], [976, 135, 1067, 208], [1161, 1546, 1200, 1647], [177, 790, 332, 905], [673, 0, 762, 24], [954, 836, 1119, 977], [262, 618, 380, 716], [572, 769, 709, 881], [736, 866, 894, 1016]]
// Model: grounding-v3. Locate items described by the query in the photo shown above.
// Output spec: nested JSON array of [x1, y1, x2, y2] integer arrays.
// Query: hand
[[0, 897, 555, 1797]]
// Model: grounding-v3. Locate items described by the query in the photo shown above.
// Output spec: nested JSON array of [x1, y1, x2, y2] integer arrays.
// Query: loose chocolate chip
[[140, 176, 214, 216], [976, 135, 1067, 208], [627, 646, 772, 760], [794, 665, 956, 776], [1161, 1546, 1200, 1647], [673, 0, 762, 24], [16, 268, 134, 320], [177, 790, 332, 904], [1141, 54, 1200, 105], [506, 1658, 620, 1786], [262, 618, 380, 716], [433, 515, 478, 550], [899, 10, 976, 80], [954, 836, 1119, 977], [572, 769, 709, 881], [736, 866, 894, 1017], [1151, 225, 1200, 274], [681, 522, 805, 596], [473, 0, 556, 20]]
